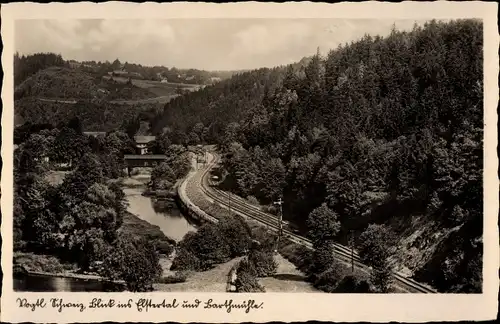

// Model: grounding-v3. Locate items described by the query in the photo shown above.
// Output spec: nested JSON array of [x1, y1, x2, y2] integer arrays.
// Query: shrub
[[218, 215, 253, 257], [261, 205, 278, 215], [279, 242, 313, 273], [156, 241, 175, 256], [170, 248, 202, 272], [248, 250, 278, 277], [158, 271, 190, 284], [13, 252, 73, 273], [250, 224, 277, 252], [175, 215, 252, 270], [235, 259, 265, 292], [100, 235, 162, 292], [313, 261, 347, 292], [308, 242, 336, 281], [334, 275, 372, 293], [370, 266, 394, 293], [189, 224, 232, 269], [238, 258, 257, 276], [306, 203, 341, 246], [358, 224, 395, 268], [247, 195, 259, 206]]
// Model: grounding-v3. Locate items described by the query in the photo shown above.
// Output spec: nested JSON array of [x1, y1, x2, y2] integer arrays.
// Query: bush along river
[[14, 181, 197, 292]]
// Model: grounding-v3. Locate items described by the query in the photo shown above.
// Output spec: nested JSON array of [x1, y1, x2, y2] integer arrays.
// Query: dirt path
[[154, 257, 242, 292], [259, 254, 319, 293]]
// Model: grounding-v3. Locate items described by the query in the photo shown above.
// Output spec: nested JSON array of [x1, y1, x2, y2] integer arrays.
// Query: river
[[123, 187, 196, 242], [15, 184, 196, 292], [14, 274, 125, 292]]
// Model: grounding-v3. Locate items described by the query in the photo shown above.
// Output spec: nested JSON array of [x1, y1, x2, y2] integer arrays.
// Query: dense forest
[[150, 57, 313, 138], [15, 97, 161, 133], [150, 19, 483, 293], [13, 119, 182, 291], [14, 52, 68, 87]]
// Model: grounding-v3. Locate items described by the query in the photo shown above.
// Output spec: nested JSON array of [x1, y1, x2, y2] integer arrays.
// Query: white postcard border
[[1, 2, 498, 323]]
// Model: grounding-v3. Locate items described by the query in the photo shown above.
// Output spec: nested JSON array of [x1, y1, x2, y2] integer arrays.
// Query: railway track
[[190, 149, 436, 294]]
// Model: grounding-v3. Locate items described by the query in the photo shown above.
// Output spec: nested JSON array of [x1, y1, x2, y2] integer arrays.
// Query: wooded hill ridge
[[150, 19, 483, 293], [14, 53, 238, 87]]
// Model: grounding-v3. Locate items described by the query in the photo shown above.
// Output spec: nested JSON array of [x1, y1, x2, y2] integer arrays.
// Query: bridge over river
[[123, 154, 167, 176]]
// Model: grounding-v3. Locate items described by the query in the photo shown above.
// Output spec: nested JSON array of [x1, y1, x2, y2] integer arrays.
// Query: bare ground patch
[[259, 254, 319, 293], [154, 257, 242, 292]]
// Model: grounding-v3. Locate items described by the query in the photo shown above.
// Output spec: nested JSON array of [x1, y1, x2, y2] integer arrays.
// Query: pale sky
[[15, 19, 433, 71]]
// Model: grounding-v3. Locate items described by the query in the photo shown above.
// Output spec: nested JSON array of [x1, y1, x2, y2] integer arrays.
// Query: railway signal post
[[273, 198, 284, 253]]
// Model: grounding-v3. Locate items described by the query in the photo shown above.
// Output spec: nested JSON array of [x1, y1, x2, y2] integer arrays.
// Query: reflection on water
[[15, 186, 196, 292], [124, 187, 196, 242], [14, 273, 124, 292]]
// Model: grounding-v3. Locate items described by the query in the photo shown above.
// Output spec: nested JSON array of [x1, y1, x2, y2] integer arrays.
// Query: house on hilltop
[[69, 61, 81, 69], [111, 70, 144, 80]]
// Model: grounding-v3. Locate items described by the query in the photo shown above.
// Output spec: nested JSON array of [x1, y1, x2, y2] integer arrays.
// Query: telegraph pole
[[273, 198, 284, 253], [350, 230, 354, 273]]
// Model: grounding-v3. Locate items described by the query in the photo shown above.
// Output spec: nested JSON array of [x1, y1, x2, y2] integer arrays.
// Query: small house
[[134, 135, 156, 155]]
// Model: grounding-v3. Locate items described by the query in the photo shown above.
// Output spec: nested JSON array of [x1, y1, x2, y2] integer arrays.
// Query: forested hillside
[[14, 61, 163, 132], [150, 56, 313, 140], [15, 97, 160, 133], [13, 53, 235, 133], [15, 67, 157, 101], [151, 19, 483, 293], [14, 52, 68, 86]]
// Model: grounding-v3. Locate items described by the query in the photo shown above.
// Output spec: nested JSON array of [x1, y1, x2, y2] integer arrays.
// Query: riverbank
[[13, 253, 124, 284], [14, 252, 77, 275], [119, 211, 177, 252], [14, 199, 177, 285], [16, 163, 197, 290]]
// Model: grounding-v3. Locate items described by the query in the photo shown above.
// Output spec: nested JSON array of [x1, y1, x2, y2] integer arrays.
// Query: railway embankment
[[176, 153, 218, 224]]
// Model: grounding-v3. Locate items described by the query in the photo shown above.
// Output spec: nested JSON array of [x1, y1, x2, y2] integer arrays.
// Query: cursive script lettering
[[204, 299, 264, 313], [117, 299, 134, 308], [89, 298, 116, 308], [182, 299, 201, 308], [15, 297, 263, 314], [16, 298, 47, 312], [135, 298, 179, 312], [50, 298, 86, 312]]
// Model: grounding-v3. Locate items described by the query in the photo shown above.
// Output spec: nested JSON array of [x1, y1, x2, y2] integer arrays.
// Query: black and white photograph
[[1, 1, 498, 323]]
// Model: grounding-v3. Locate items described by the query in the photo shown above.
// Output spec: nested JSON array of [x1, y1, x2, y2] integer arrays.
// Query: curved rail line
[[191, 149, 436, 294]]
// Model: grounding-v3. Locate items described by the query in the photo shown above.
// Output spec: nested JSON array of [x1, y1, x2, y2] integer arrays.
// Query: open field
[[102, 76, 203, 93]]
